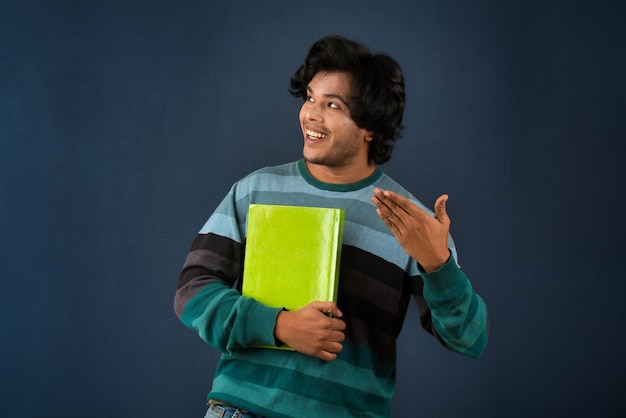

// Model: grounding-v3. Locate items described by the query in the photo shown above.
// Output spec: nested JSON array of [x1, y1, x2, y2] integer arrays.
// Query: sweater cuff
[[243, 300, 284, 347], [420, 254, 469, 301]]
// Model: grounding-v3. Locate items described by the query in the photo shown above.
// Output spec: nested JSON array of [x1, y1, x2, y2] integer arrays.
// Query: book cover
[[242, 204, 345, 348]]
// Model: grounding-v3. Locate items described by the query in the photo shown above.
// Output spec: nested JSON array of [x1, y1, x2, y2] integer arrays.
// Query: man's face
[[299, 71, 372, 171]]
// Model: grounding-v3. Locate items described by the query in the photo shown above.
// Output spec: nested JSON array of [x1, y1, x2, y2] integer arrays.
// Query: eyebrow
[[306, 86, 350, 108]]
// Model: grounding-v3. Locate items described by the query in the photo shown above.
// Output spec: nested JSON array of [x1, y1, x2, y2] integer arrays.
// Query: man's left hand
[[372, 188, 451, 272]]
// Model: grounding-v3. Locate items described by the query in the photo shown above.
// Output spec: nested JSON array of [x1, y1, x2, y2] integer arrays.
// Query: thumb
[[434, 194, 450, 224], [310, 301, 343, 318]]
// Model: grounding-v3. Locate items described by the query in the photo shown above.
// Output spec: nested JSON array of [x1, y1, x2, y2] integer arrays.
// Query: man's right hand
[[274, 301, 346, 361]]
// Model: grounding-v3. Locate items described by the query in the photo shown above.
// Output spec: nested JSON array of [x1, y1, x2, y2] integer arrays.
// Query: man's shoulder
[[233, 161, 302, 194], [242, 160, 300, 179], [376, 171, 413, 197]]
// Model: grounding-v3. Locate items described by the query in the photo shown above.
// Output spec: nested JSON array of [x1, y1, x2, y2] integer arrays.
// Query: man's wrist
[[420, 250, 452, 273], [273, 308, 288, 347]]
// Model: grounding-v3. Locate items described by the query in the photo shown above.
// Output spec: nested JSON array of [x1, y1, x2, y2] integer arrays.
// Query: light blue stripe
[[198, 212, 242, 242], [199, 161, 459, 271]]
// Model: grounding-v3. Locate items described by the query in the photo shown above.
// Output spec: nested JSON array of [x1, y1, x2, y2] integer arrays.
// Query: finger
[[311, 301, 343, 318], [372, 201, 407, 240], [373, 202, 404, 235], [434, 194, 450, 225], [318, 350, 339, 362], [315, 338, 344, 362], [325, 339, 345, 352], [375, 188, 414, 216], [371, 192, 407, 226], [330, 328, 346, 341], [322, 338, 344, 356], [329, 317, 346, 332], [371, 189, 395, 214]]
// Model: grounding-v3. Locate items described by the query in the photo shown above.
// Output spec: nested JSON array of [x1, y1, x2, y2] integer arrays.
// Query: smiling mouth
[[306, 129, 328, 139]]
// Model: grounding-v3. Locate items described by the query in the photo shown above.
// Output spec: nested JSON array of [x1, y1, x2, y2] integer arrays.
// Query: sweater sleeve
[[419, 255, 489, 359], [173, 188, 283, 353]]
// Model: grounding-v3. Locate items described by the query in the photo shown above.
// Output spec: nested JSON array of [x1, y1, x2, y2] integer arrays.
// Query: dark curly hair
[[290, 35, 405, 165]]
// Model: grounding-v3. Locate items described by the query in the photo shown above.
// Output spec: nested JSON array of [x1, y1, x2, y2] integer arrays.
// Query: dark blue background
[[2, 1, 625, 416]]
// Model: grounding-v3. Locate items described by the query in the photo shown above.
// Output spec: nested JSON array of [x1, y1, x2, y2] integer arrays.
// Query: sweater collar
[[297, 159, 383, 192]]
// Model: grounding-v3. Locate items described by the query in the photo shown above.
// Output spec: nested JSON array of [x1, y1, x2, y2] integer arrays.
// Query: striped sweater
[[174, 159, 488, 418]]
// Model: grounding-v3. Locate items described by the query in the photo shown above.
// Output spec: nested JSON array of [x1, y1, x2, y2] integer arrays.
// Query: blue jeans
[[204, 403, 265, 418]]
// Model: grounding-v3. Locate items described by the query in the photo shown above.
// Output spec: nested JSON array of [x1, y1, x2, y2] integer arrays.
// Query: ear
[[363, 130, 375, 143]]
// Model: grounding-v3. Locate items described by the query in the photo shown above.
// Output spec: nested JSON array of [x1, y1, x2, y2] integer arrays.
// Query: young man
[[175, 35, 488, 418]]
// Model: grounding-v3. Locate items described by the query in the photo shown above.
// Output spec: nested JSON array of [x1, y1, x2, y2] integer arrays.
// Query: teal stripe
[[217, 361, 389, 406], [182, 282, 283, 351], [435, 294, 488, 358], [423, 260, 488, 357], [212, 350, 391, 417], [222, 340, 394, 388], [432, 289, 476, 336], [180, 283, 240, 347]]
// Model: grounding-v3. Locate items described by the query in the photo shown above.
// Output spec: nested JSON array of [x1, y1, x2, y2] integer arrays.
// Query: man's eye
[[306, 95, 314, 103], [328, 102, 339, 109]]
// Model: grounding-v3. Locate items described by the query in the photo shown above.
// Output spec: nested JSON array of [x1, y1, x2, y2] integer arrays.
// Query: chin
[[302, 148, 318, 162], [303, 153, 323, 166]]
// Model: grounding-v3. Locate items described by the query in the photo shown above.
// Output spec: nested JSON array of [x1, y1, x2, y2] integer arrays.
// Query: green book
[[242, 204, 345, 348]]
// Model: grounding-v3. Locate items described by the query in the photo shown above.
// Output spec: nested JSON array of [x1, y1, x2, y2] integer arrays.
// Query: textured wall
[[1, 1, 625, 416]]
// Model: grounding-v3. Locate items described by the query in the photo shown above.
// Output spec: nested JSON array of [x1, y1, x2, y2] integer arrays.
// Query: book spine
[[328, 210, 344, 302]]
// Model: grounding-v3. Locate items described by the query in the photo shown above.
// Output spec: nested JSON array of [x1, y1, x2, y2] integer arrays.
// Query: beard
[[303, 135, 363, 169]]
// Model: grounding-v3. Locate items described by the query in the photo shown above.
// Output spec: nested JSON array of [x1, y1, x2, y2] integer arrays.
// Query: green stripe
[[212, 350, 391, 417]]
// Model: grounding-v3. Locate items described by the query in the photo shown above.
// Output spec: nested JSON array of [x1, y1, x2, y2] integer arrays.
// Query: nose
[[302, 101, 323, 122]]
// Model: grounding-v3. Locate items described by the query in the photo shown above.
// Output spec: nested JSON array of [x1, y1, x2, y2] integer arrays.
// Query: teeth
[[306, 129, 327, 139]]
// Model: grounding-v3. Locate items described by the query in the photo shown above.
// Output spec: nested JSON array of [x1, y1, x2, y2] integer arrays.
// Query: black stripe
[[338, 246, 413, 355], [176, 233, 243, 289]]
